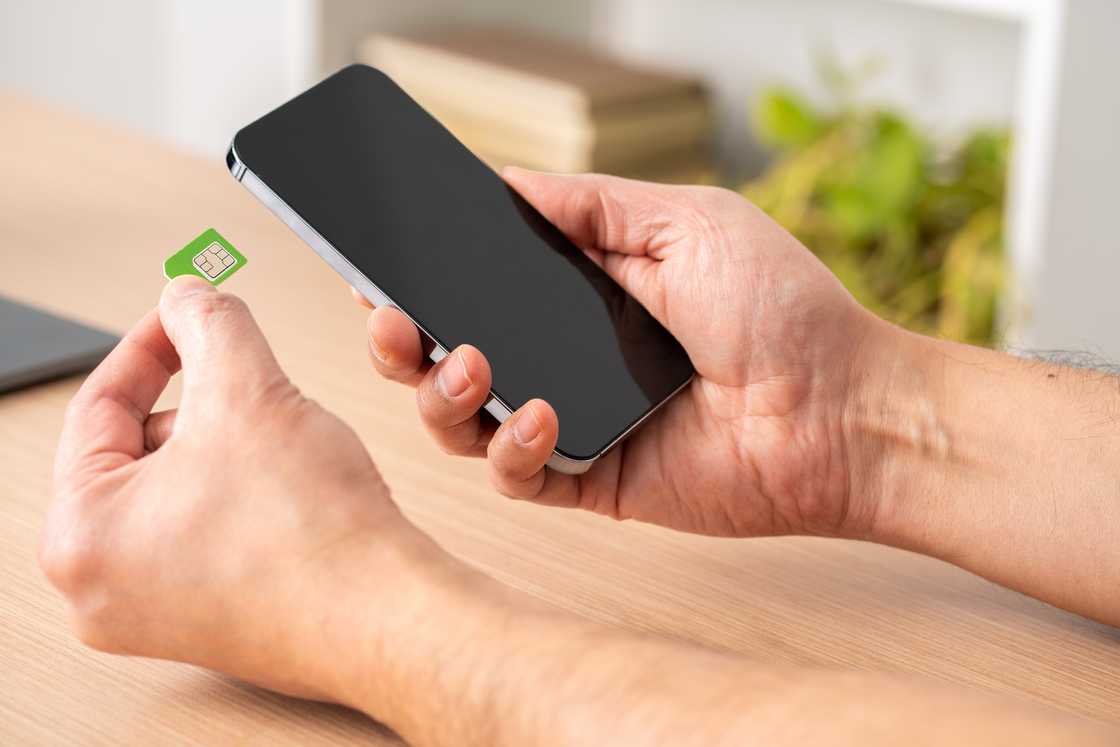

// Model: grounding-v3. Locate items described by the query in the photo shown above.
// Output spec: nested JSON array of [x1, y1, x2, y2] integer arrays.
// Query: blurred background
[[2, 0, 1117, 354]]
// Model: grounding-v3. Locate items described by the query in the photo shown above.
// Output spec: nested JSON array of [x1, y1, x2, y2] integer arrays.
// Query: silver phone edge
[[226, 141, 692, 476]]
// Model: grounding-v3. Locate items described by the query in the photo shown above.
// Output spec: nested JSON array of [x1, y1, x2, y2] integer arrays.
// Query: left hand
[[41, 277, 434, 701]]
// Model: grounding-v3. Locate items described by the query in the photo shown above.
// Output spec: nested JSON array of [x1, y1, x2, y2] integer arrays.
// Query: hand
[[41, 280, 1113, 746], [359, 167, 883, 538], [40, 276, 438, 701]]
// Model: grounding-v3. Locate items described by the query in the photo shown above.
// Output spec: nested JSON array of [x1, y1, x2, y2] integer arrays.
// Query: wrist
[[306, 516, 473, 702], [842, 321, 1034, 554], [841, 318, 957, 548], [841, 325, 1120, 626], [308, 508, 560, 740]]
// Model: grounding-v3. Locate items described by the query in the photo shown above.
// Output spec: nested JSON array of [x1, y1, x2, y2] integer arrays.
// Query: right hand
[[357, 167, 888, 539]]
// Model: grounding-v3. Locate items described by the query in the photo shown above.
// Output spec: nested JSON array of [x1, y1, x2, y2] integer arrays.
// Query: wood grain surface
[[1, 95, 1118, 744]]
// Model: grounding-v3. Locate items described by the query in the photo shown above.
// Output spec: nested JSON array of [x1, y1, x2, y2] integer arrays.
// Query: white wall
[[597, 0, 1022, 178], [1020, 0, 1120, 354], [0, 0, 318, 158], [156, 0, 320, 158], [0, 1, 165, 134]]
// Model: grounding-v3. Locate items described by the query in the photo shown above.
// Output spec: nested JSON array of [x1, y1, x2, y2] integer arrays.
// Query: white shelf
[[876, 0, 1120, 354], [883, 0, 1051, 23]]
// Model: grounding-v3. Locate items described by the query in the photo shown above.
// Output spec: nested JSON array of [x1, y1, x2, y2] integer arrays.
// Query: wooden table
[[2, 95, 1118, 744]]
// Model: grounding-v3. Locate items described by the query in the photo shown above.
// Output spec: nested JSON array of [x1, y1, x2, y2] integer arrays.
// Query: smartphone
[[227, 65, 694, 474]]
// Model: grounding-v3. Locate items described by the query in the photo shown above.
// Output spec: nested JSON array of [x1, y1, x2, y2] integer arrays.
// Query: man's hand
[[361, 167, 1120, 628], [42, 277, 1114, 745], [41, 276, 438, 701], [360, 167, 882, 538]]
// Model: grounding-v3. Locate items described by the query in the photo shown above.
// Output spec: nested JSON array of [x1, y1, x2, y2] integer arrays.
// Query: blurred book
[[361, 28, 713, 182]]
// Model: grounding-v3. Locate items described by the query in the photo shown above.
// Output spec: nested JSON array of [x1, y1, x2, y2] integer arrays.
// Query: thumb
[[502, 167, 686, 258], [502, 167, 686, 319], [159, 276, 285, 405]]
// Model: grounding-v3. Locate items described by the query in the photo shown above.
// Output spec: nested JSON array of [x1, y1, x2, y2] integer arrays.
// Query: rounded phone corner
[[226, 139, 246, 181], [546, 452, 597, 475]]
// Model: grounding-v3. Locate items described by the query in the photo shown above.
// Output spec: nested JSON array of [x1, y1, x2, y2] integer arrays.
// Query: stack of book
[[361, 28, 713, 184]]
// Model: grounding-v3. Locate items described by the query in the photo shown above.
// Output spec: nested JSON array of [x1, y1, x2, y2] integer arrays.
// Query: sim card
[[164, 228, 247, 285]]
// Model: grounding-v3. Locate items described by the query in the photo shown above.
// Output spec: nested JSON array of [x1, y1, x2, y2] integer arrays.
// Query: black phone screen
[[233, 65, 694, 460]]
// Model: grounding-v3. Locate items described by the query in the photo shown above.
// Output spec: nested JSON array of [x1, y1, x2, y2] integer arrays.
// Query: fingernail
[[368, 336, 389, 364], [437, 350, 472, 398], [513, 405, 542, 445], [165, 275, 214, 297], [366, 313, 391, 364]]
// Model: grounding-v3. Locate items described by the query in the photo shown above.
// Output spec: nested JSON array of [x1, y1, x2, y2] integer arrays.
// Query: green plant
[[742, 76, 1010, 345]]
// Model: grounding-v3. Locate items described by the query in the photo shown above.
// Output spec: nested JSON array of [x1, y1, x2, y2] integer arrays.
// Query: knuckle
[[181, 292, 248, 330], [39, 519, 102, 595], [72, 612, 120, 654], [693, 184, 743, 208], [369, 343, 420, 382], [377, 367, 404, 384], [490, 469, 535, 502], [488, 464, 520, 497], [249, 371, 300, 410], [383, 361, 419, 383], [434, 425, 477, 457], [594, 185, 629, 249], [40, 498, 126, 656], [62, 391, 89, 424], [253, 392, 319, 444], [437, 439, 464, 456], [684, 189, 740, 251], [487, 447, 529, 485], [417, 379, 451, 419], [215, 366, 296, 417]]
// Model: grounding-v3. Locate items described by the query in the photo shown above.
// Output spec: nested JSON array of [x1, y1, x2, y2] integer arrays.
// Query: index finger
[[54, 308, 180, 490]]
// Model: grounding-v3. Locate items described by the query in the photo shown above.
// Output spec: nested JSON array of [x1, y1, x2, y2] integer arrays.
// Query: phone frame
[[226, 142, 692, 475]]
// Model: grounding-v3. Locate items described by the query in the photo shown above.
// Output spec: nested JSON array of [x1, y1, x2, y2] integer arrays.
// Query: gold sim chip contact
[[192, 242, 237, 280]]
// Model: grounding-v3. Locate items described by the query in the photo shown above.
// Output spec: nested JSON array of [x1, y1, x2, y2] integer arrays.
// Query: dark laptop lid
[[0, 297, 118, 394]]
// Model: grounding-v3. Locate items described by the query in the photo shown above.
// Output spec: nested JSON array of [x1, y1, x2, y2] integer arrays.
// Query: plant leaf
[[751, 88, 821, 149]]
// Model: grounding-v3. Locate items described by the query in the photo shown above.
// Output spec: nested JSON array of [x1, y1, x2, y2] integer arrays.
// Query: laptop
[[0, 296, 118, 394]]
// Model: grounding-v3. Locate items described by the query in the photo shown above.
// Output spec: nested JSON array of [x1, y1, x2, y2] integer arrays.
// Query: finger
[[55, 309, 181, 488], [367, 305, 429, 387], [158, 276, 285, 403], [502, 167, 684, 259], [143, 409, 178, 452], [502, 166, 674, 321], [486, 399, 571, 501], [416, 345, 494, 456], [350, 285, 374, 309]]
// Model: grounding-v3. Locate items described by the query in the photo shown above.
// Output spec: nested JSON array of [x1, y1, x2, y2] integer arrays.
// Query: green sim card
[[164, 228, 247, 286]]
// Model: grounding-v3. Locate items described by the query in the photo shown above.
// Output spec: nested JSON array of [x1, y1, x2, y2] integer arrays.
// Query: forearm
[[316, 525, 1110, 746], [850, 320, 1120, 624], [329, 535, 762, 745]]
